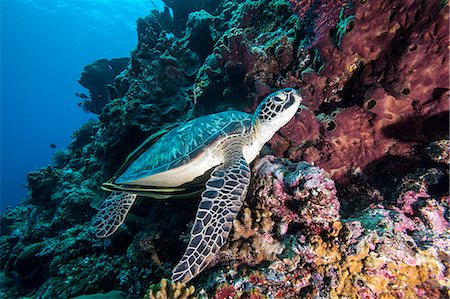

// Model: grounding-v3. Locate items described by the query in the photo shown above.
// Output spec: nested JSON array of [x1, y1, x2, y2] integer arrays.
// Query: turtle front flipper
[[94, 192, 137, 238], [172, 145, 250, 283]]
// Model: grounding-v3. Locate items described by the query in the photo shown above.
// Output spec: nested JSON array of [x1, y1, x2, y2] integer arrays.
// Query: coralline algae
[[1, 0, 448, 298]]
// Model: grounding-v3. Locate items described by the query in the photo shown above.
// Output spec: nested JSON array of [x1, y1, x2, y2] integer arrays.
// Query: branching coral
[[145, 279, 195, 299], [222, 206, 284, 265]]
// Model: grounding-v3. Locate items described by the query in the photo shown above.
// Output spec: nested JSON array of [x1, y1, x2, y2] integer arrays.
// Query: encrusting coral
[[253, 156, 340, 234], [206, 158, 449, 298], [426, 139, 450, 164], [216, 156, 339, 268], [0, 0, 448, 298]]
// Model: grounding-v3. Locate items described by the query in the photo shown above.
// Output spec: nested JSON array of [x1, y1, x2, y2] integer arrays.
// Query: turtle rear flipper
[[94, 192, 137, 238], [171, 145, 250, 282]]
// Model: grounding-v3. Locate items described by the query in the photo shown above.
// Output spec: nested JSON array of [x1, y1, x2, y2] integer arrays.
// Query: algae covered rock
[[14, 242, 48, 280], [253, 155, 340, 234], [72, 290, 127, 299], [27, 166, 63, 207], [184, 10, 215, 62]]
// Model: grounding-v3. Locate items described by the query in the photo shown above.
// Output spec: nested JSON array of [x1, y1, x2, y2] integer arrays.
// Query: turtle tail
[[93, 192, 136, 238]]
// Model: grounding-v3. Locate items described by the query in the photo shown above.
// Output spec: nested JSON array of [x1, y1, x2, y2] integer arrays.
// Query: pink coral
[[210, 169, 448, 298], [214, 284, 235, 299], [392, 212, 417, 234], [344, 221, 364, 244], [253, 155, 340, 234], [420, 199, 449, 234], [397, 189, 430, 215]]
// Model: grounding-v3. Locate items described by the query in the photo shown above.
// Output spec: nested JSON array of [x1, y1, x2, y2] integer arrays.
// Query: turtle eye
[[272, 96, 284, 104]]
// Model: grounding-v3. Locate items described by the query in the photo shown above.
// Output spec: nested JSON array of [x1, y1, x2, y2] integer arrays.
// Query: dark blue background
[[1, 0, 163, 211]]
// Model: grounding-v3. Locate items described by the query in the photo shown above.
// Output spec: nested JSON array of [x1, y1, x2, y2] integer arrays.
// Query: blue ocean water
[[0, 0, 164, 211]]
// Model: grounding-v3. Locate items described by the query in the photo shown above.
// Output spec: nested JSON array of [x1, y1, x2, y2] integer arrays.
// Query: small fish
[[75, 92, 89, 99], [50, 143, 57, 149]]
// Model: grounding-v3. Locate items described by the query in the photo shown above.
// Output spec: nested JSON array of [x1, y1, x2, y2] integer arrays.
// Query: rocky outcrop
[[77, 58, 129, 114]]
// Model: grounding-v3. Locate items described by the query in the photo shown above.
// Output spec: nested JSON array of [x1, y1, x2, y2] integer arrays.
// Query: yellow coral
[[310, 235, 342, 275], [146, 279, 195, 299], [224, 203, 283, 264], [309, 231, 445, 299], [337, 250, 441, 299], [231, 207, 275, 240]]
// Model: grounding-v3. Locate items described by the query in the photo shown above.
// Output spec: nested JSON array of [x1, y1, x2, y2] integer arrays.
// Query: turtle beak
[[291, 90, 303, 113], [290, 89, 302, 103], [282, 89, 302, 109], [285, 89, 302, 109], [283, 94, 295, 109]]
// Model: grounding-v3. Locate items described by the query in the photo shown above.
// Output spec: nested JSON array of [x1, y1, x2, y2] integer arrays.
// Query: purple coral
[[287, 0, 350, 48]]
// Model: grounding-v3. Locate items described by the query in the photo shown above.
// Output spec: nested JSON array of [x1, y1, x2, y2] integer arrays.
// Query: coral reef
[[162, 0, 221, 34], [287, 0, 351, 47], [78, 58, 129, 114], [217, 155, 340, 268], [202, 158, 449, 298], [72, 290, 127, 299], [426, 139, 450, 164], [272, 0, 449, 185], [1, 0, 448, 298]]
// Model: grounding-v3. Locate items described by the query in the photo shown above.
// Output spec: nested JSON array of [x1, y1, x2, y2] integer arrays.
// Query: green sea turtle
[[94, 88, 302, 282]]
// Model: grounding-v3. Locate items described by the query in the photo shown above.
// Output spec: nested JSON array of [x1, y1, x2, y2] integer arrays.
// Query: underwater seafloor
[[1, 0, 449, 298]]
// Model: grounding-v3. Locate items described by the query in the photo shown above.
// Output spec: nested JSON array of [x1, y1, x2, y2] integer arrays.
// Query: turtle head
[[252, 88, 302, 139]]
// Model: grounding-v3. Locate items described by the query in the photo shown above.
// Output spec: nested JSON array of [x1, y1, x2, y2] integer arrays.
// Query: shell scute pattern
[[116, 111, 252, 183]]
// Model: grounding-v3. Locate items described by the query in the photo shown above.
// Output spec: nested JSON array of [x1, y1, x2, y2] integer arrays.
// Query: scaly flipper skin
[[171, 144, 250, 282], [94, 192, 137, 238]]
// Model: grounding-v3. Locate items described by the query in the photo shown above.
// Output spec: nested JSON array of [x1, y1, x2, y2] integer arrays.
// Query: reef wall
[[1, 0, 448, 298], [77, 58, 130, 114]]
